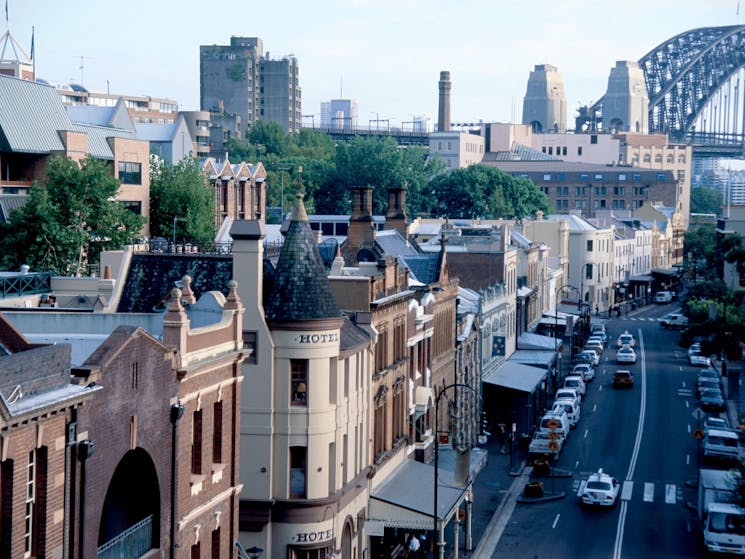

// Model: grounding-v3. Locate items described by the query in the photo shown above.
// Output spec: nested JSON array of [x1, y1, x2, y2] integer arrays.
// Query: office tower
[[320, 99, 358, 129]]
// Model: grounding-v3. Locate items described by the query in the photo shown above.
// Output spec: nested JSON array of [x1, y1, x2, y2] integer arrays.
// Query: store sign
[[294, 333, 339, 345], [292, 529, 334, 543]]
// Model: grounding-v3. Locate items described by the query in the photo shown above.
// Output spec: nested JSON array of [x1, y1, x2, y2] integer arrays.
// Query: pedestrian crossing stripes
[[572, 478, 681, 504]]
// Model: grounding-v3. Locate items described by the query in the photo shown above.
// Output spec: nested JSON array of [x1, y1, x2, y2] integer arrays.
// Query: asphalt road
[[491, 303, 717, 559]]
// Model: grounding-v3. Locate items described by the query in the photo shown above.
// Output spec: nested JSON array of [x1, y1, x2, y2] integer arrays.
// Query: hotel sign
[[292, 529, 334, 543], [293, 333, 339, 345]]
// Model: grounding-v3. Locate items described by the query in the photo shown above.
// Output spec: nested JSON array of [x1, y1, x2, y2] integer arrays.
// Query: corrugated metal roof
[[0, 74, 70, 153], [134, 122, 178, 142], [66, 105, 116, 127], [74, 123, 133, 160], [0, 194, 27, 223]]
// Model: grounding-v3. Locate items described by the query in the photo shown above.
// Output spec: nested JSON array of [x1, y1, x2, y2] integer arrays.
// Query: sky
[[5, 0, 744, 130]]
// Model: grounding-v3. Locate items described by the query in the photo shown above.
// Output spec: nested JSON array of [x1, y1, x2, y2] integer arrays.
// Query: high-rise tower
[[522, 64, 567, 133]]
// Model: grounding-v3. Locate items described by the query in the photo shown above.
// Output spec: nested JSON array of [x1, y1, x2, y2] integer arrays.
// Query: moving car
[[616, 331, 636, 348], [700, 388, 726, 412], [655, 291, 673, 304], [661, 313, 688, 329], [616, 345, 637, 364], [613, 370, 634, 388], [577, 468, 621, 506], [572, 363, 595, 382], [563, 375, 586, 397]]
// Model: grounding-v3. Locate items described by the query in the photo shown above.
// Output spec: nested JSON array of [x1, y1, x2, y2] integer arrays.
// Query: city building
[[0, 29, 33, 80], [321, 99, 358, 130], [202, 156, 267, 229], [602, 61, 649, 134], [0, 74, 151, 236], [429, 131, 485, 169], [200, 37, 301, 136]]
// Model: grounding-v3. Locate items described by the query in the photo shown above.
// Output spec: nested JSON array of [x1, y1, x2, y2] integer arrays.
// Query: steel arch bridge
[[588, 25, 745, 155]]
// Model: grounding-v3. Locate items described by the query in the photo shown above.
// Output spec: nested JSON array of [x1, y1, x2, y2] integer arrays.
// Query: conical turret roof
[[266, 193, 340, 322]]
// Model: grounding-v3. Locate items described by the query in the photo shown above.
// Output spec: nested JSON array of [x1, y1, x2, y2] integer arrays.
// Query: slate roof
[[483, 142, 560, 162], [0, 194, 27, 223], [401, 253, 440, 284], [375, 229, 419, 258], [0, 74, 72, 153], [265, 194, 340, 322]]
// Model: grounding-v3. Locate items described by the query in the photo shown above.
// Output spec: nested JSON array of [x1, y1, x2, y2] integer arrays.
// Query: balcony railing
[[97, 514, 153, 559], [0, 272, 52, 298]]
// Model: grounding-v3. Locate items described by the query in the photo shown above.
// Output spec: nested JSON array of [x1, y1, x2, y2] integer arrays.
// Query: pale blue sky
[[6, 0, 743, 129]]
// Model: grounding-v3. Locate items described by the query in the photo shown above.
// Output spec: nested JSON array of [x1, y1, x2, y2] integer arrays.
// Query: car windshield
[[586, 481, 611, 491], [708, 435, 738, 447], [709, 512, 745, 535], [619, 348, 633, 354], [702, 389, 722, 398]]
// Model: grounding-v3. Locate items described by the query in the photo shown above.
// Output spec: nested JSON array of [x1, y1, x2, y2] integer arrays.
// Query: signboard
[[492, 336, 506, 357], [548, 440, 559, 451], [546, 418, 560, 430]]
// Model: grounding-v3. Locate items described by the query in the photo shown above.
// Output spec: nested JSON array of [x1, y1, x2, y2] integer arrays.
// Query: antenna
[[340, 76, 343, 99], [73, 55, 92, 86]]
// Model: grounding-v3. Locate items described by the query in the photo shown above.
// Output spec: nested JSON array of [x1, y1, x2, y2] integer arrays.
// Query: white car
[[563, 375, 586, 397], [616, 331, 636, 348], [587, 334, 606, 348], [689, 352, 712, 367], [585, 339, 604, 355], [578, 468, 621, 506], [688, 342, 702, 357], [555, 387, 582, 404], [571, 363, 595, 382], [578, 349, 600, 367], [616, 345, 637, 364]]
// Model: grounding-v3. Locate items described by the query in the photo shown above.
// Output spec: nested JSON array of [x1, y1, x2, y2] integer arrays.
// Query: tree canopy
[[425, 164, 552, 219], [149, 156, 216, 243], [0, 155, 144, 275], [690, 186, 722, 215]]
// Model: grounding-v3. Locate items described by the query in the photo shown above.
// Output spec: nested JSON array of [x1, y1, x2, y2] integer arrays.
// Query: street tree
[[690, 186, 722, 215], [0, 155, 144, 275], [149, 156, 215, 243]]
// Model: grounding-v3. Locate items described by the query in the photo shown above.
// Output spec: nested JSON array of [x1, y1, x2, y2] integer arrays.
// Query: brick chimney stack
[[438, 71, 451, 132], [345, 186, 376, 263], [385, 185, 408, 238]]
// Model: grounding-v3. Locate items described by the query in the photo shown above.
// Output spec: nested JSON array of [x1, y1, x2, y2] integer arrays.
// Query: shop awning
[[483, 361, 547, 393], [518, 332, 558, 351], [509, 349, 556, 369], [368, 448, 488, 532]]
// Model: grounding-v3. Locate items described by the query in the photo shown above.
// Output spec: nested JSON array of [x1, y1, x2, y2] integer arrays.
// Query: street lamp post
[[433, 383, 487, 559], [172, 216, 186, 251]]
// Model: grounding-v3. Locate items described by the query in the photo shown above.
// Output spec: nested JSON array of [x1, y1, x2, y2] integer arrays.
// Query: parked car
[[587, 334, 606, 348], [528, 430, 564, 462], [655, 291, 673, 304], [700, 388, 726, 412], [590, 324, 608, 344], [704, 428, 740, 461], [661, 313, 688, 329], [705, 416, 734, 433], [572, 363, 595, 382], [698, 368, 721, 385], [563, 375, 587, 397], [577, 468, 621, 507], [578, 349, 600, 367], [552, 399, 581, 428], [539, 410, 571, 440], [555, 387, 582, 405], [616, 345, 637, 364], [690, 352, 712, 367], [688, 342, 702, 357], [585, 339, 604, 355], [616, 331, 636, 348], [698, 378, 723, 397], [613, 370, 634, 388]]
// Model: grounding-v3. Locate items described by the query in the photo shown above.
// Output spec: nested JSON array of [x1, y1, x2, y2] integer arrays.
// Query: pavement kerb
[[468, 462, 532, 559]]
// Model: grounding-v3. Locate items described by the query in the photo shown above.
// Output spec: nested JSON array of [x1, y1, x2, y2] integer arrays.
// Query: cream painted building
[[231, 199, 374, 559], [429, 131, 485, 169]]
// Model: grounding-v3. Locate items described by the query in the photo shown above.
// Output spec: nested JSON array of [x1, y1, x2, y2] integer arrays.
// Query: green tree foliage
[[690, 186, 722, 215], [425, 165, 552, 219], [0, 155, 144, 275], [149, 156, 215, 243], [247, 121, 291, 157]]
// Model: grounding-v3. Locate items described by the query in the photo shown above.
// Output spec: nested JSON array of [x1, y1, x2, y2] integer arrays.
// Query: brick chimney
[[438, 71, 451, 132], [385, 185, 408, 238], [345, 185, 376, 262]]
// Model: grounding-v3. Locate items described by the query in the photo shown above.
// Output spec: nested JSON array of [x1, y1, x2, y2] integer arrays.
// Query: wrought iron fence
[[0, 272, 52, 298], [97, 515, 153, 559]]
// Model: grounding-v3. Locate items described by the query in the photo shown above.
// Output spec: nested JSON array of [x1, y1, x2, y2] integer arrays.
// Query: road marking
[[575, 460, 579, 469], [584, 429, 589, 439], [665, 484, 676, 504], [552, 513, 560, 529], [621, 481, 634, 500], [613, 501, 628, 559], [685, 400, 689, 408], [678, 389, 693, 396], [599, 385, 603, 392], [687, 454, 690, 465], [643, 482, 654, 502], [688, 424, 691, 433], [593, 404, 597, 412], [682, 380, 686, 388]]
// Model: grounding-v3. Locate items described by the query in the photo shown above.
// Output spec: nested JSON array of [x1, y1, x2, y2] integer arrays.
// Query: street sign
[[548, 441, 559, 451], [546, 419, 561, 430], [694, 428, 705, 440], [547, 431, 561, 440], [691, 408, 706, 422]]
